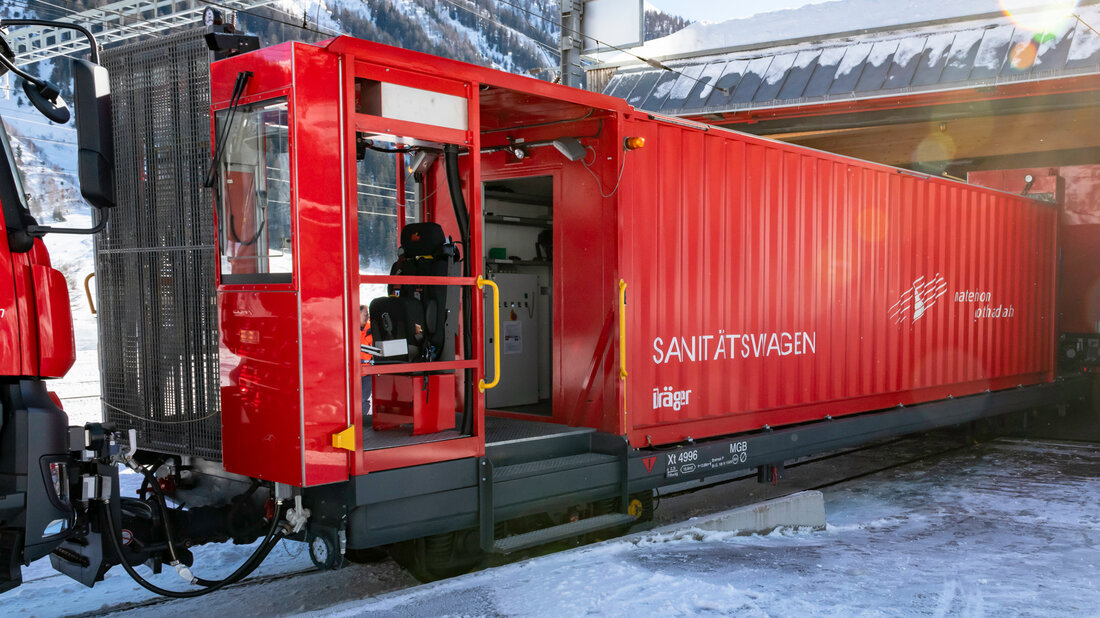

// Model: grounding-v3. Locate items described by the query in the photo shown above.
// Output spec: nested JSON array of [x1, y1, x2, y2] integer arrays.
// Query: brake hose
[[135, 467, 182, 566], [101, 498, 285, 598], [138, 465, 285, 589]]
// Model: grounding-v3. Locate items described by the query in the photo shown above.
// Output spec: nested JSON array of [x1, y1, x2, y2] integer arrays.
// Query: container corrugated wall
[[620, 120, 1056, 447]]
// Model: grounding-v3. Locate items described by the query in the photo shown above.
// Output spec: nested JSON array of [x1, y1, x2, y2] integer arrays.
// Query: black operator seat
[[369, 222, 460, 363]]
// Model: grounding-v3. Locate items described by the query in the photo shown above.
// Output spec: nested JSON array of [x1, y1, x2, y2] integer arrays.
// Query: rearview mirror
[[73, 58, 114, 210]]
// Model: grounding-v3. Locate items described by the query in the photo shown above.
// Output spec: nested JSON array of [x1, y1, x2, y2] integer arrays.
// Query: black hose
[[444, 145, 475, 436], [136, 467, 181, 566], [101, 499, 284, 598]]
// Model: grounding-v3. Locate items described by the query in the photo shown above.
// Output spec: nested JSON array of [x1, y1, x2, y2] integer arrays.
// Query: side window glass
[[215, 99, 292, 284]]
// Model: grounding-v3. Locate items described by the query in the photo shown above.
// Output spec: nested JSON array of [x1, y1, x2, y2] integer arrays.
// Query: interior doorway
[[482, 175, 554, 416]]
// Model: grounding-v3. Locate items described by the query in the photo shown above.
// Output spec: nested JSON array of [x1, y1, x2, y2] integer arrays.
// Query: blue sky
[[645, 0, 832, 23]]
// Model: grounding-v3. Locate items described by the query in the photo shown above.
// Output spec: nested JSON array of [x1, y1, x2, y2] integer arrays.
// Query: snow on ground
[[5, 434, 1098, 615], [311, 439, 1100, 617], [6, 463, 317, 617], [40, 211, 103, 427]]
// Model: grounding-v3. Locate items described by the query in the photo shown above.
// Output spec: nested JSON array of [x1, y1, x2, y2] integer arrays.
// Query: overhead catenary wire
[[197, 0, 345, 39]]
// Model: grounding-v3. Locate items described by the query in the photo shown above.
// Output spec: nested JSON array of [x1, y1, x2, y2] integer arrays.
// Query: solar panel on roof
[[1067, 19, 1100, 68], [642, 71, 679, 110], [883, 36, 926, 89], [855, 41, 898, 92], [803, 46, 846, 97], [626, 71, 662, 107], [597, 7, 1100, 115], [703, 58, 749, 108], [683, 61, 729, 111], [754, 52, 798, 102], [662, 64, 706, 112], [730, 56, 774, 103], [830, 42, 873, 94], [941, 29, 984, 83], [777, 50, 821, 100], [605, 70, 643, 100], [1001, 27, 1039, 75], [1035, 21, 1077, 70], [911, 32, 955, 86], [970, 25, 1014, 79]]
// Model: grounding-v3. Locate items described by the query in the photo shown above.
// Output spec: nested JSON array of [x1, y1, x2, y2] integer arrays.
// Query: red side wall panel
[[291, 45, 349, 486], [220, 290, 303, 483], [216, 43, 349, 487], [621, 121, 1057, 447], [32, 263, 75, 378], [0, 210, 20, 377]]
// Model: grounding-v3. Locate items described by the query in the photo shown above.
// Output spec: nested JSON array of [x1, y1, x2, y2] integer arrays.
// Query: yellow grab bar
[[478, 275, 501, 392], [619, 279, 627, 380], [84, 272, 96, 315]]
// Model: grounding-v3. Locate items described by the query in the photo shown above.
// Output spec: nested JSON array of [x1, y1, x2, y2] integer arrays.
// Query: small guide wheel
[[307, 528, 343, 570]]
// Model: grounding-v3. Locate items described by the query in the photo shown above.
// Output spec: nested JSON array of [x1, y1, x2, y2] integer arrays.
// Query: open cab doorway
[[356, 142, 468, 451]]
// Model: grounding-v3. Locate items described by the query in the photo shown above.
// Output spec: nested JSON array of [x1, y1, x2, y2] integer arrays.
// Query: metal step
[[491, 513, 636, 554], [485, 418, 597, 466], [493, 453, 618, 482]]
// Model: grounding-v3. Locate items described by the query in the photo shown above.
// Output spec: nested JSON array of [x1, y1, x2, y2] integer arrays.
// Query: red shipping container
[[617, 120, 1058, 447]]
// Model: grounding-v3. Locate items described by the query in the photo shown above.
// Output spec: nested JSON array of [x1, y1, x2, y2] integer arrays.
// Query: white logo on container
[[890, 274, 947, 324], [652, 387, 692, 411]]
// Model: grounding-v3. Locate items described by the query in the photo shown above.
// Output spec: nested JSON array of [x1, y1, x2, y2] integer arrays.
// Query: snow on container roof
[[599, 3, 1100, 116]]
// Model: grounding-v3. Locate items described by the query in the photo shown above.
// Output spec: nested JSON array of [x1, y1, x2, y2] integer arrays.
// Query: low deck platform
[[361, 413, 592, 452]]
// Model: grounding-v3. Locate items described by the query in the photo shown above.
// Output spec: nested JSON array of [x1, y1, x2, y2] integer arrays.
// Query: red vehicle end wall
[[619, 120, 1057, 447], [0, 218, 74, 379], [969, 165, 1100, 335]]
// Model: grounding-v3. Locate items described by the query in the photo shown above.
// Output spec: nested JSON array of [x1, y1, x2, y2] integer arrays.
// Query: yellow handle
[[84, 272, 96, 315], [619, 279, 627, 380], [478, 276, 501, 392]]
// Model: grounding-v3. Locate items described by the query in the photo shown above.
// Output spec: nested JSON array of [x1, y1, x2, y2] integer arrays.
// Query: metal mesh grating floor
[[97, 28, 221, 460]]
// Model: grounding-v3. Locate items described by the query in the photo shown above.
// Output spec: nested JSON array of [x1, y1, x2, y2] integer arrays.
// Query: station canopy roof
[[600, 4, 1100, 119]]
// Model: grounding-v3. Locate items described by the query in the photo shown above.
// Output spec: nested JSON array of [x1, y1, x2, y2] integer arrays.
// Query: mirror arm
[[28, 207, 108, 236]]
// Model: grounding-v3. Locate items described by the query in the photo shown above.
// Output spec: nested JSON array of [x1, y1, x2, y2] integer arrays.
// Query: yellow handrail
[[84, 272, 96, 315], [619, 279, 627, 380], [477, 275, 501, 392]]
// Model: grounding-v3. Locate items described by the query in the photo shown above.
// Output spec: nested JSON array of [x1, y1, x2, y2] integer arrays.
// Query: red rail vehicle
[[0, 26, 1085, 594]]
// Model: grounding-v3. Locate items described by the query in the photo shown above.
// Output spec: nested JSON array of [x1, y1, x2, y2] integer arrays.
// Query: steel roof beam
[[6, 0, 277, 65]]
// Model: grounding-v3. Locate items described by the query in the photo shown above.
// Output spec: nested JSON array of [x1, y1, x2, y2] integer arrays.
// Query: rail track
[[60, 431, 980, 617]]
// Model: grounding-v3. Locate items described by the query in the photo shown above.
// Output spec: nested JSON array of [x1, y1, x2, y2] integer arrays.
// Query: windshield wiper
[[204, 71, 252, 188]]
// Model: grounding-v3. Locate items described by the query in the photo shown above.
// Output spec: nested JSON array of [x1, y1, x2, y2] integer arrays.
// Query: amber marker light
[[624, 136, 646, 150]]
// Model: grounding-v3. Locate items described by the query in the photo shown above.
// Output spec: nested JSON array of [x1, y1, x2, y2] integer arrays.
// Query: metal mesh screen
[[97, 28, 221, 460]]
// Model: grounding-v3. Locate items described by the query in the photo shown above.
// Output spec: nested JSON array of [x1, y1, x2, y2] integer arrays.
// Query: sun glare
[[998, 0, 1079, 32]]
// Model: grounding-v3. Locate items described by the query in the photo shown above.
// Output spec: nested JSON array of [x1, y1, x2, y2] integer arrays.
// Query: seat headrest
[[400, 222, 447, 258]]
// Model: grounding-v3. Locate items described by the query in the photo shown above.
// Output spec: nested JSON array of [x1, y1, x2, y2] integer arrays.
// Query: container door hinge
[[331, 426, 356, 451]]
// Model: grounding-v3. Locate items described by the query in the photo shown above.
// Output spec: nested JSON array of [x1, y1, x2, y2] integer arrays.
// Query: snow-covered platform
[[316, 439, 1100, 616], [6, 437, 1099, 616]]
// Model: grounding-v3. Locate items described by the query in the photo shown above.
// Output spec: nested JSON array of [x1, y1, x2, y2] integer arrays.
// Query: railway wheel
[[344, 546, 389, 564], [390, 530, 482, 582]]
